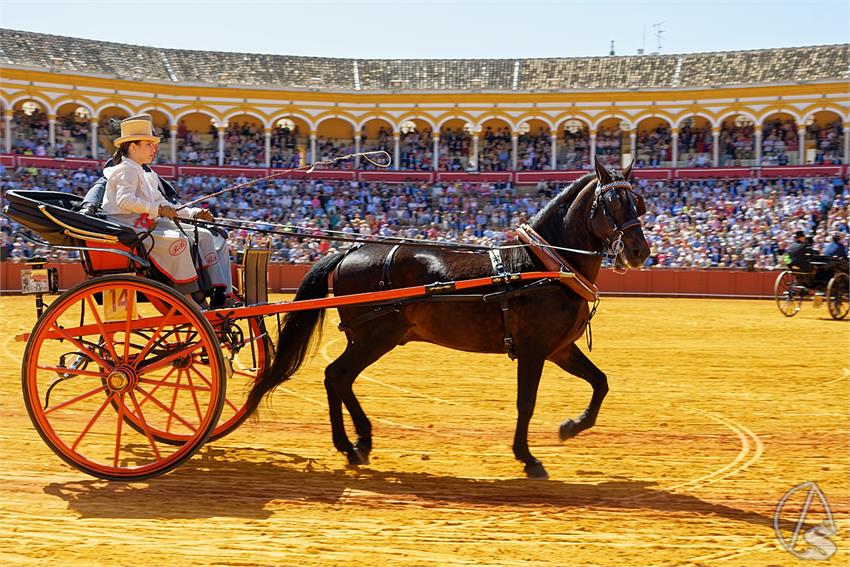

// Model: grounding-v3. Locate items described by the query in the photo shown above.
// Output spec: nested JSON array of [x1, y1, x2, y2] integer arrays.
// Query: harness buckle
[[609, 231, 624, 256]]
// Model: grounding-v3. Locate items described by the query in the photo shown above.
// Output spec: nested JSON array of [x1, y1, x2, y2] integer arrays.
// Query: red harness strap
[[515, 224, 598, 302]]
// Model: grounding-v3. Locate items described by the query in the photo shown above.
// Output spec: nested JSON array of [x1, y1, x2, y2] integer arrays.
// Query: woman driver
[[101, 114, 237, 308]]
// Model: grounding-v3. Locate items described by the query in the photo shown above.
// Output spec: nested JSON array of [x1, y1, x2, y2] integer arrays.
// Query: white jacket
[[102, 158, 201, 219]]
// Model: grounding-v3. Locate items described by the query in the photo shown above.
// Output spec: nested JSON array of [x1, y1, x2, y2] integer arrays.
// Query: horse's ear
[[594, 157, 612, 186], [622, 160, 634, 181]]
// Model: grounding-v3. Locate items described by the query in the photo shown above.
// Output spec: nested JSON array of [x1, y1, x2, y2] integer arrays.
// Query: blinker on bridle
[[589, 179, 645, 233], [588, 179, 646, 260]]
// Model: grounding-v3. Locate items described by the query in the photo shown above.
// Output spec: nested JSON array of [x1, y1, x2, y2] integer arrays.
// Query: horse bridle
[[588, 179, 647, 260]]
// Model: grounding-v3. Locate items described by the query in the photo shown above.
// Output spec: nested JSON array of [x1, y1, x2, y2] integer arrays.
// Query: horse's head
[[588, 158, 651, 269]]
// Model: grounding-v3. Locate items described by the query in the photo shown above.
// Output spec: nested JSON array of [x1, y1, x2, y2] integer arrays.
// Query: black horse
[[247, 159, 650, 478]]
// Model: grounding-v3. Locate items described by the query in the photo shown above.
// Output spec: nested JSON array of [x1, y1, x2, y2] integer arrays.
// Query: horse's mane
[[529, 172, 596, 238], [501, 173, 596, 273]]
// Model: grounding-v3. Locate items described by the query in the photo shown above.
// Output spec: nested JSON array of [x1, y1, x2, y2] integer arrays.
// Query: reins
[[171, 172, 646, 278], [176, 216, 606, 257], [176, 150, 392, 211]]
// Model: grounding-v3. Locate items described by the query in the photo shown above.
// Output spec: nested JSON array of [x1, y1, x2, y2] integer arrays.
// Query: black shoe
[[210, 295, 243, 309]]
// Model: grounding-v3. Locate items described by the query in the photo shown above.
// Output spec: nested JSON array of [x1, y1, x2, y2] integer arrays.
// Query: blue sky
[[1, 0, 847, 58]]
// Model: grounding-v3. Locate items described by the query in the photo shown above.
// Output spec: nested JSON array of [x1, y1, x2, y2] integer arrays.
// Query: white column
[[671, 129, 679, 168], [90, 120, 98, 159], [170, 125, 178, 164], [754, 125, 762, 166], [550, 133, 557, 170], [4, 112, 12, 154], [589, 130, 597, 165], [511, 132, 519, 170], [354, 134, 361, 168], [432, 134, 440, 171], [471, 133, 479, 171], [393, 132, 400, 170], [309, 133, 317, 163], [48, 115, 56, 155], [797, 127, 806, 165], [264, 128, 272, 168], [628, 130, 637, 167], [712, 127, 720, 167], [844, 122, 850, 166], [217, 126, 225, 166]]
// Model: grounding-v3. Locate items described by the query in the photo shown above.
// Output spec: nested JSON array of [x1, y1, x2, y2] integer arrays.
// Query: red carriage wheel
[[205, 314, 272, 440], [123, 312, 271, 444], [124, 286, 271, 443], [22, 275, 226, 480]]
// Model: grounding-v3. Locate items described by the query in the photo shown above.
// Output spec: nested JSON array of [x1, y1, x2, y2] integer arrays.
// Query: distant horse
[[247, 159, 650, 478]]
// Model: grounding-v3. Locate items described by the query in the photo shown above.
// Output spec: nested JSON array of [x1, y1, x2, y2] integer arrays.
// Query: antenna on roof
[[652, 22, 665, 53], [609, 40, 615, 56]]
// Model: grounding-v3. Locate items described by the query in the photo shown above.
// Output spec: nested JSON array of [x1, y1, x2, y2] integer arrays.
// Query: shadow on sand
[[43, 446, 779, 530]]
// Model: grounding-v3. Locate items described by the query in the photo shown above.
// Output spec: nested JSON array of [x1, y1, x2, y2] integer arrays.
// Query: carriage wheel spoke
[[137, 342, 203, 375], [128, 391, 161, 459], [233, 369, 259, 379], [85, 296, 120, 362], [122, 292, 136, 365], [165, 370, 183, 433], [71, 392, 115, 451], [45, 384, 108, 415], [138, 376, 211, 392], [137, 367, 177, 407], [183, 370, 205, 423], [50, 323, 112, 370], [190, 366, 237, 412], [135, 386, 198, 432], [222, 396, 240, 413], [114, 392, 125, 467], [37, 365, 105, 379], [135, 306, 178, 363]]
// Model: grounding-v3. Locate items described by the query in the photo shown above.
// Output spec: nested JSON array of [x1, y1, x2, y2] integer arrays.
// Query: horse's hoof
[[524, 461, 549, 479], [559, 419, 580, 441], [352, 446, 370, 465], [345, 447, 369, 466]]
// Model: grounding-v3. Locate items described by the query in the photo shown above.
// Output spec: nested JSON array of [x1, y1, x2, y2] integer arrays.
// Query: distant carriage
[[774, 256, 849, 319]]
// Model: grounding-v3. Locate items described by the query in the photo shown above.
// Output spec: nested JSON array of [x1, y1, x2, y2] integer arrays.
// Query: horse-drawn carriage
[[773, 256, 849, 319], [4, 160, 651, 480]]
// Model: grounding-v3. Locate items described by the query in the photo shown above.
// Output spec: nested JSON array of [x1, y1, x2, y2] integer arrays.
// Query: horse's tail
[[246, 252, 345, 415]]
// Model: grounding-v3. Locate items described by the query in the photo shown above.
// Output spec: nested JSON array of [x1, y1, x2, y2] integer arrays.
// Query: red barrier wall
[[5, 155, 846, 184], [595, 268, 778, 297], [1, 261, 781, 298], [436, 172, 513, 183]]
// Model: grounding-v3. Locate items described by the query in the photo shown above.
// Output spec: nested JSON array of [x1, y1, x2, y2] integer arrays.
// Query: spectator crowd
[[1, 163, 847, 270], [5, 108, 845, 172]]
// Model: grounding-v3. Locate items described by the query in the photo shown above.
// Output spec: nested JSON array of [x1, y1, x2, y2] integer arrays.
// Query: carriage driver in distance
[[786, 230, 817, 273], [785, 229, 847, 289], [99, 114, 239, 309]]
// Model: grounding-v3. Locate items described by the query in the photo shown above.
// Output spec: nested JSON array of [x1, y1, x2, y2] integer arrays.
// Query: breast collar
[[515, 224, 598, 302]]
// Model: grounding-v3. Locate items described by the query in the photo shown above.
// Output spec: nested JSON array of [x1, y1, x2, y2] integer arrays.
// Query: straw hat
[[114, 114, 161, 145]]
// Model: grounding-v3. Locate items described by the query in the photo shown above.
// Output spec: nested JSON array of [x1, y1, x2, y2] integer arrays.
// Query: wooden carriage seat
[[238, 248, 272, 305], [85, 241, 134, 273]]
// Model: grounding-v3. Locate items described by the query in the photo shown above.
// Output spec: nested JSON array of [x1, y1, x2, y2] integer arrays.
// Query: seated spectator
[[824, 232, 847, 258]]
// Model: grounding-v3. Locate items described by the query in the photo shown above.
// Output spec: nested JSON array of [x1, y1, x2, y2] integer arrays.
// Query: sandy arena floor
[[0, 294, 847, 566]]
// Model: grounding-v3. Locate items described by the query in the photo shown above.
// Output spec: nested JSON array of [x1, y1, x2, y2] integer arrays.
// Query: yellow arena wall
[[0, 30, 847, 168]]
